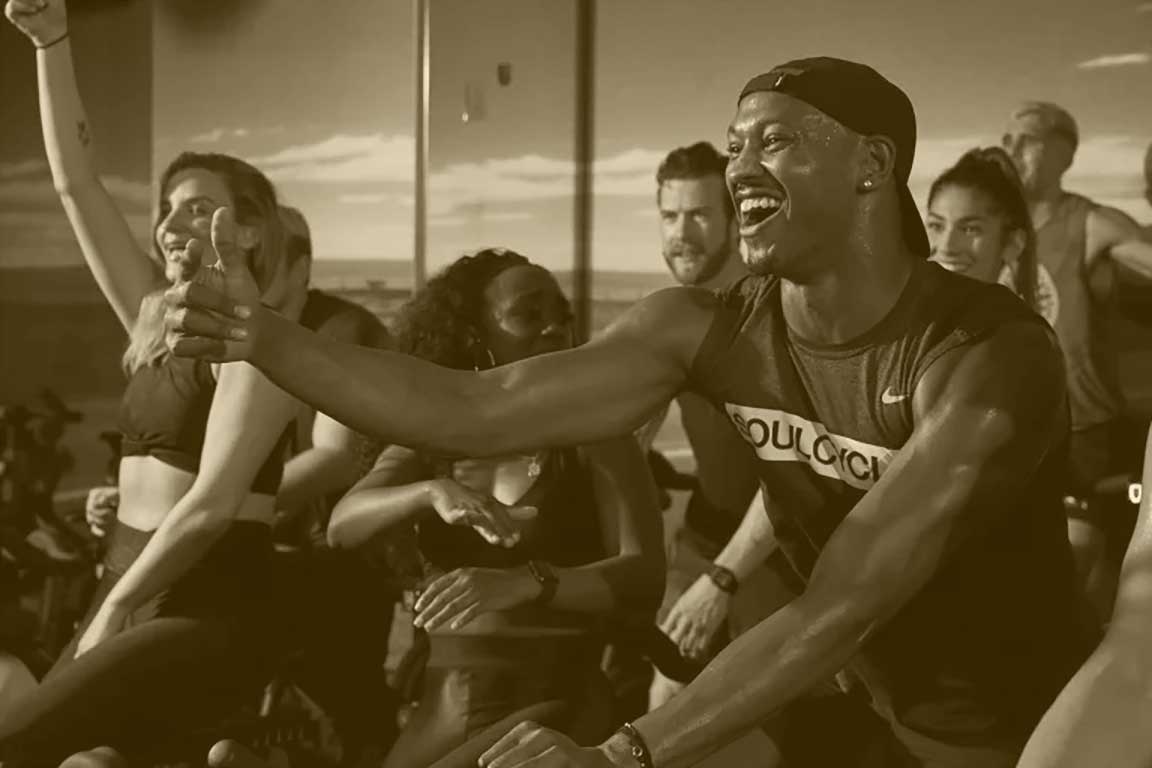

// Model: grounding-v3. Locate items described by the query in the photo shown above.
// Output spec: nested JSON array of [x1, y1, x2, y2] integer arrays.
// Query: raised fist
[[4, 0, 68, 48]]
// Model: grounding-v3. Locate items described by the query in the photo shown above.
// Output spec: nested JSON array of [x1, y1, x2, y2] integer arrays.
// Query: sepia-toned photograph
[[1, 1, 1150, 766]]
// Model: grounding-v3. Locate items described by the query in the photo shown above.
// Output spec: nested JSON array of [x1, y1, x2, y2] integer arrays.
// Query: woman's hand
[[75, 601, 129, 658], [84, 485, 119, 538], [660, 573, 730, 661], [413, 566, 542, 631], [480, 723, 625, 767], [4, 0, 67, 48], [427, 477, 536, 548]]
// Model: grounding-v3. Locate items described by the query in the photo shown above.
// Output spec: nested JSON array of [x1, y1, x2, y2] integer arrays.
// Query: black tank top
[[417, 447, 604, 572], [678, 390, 762, 547], [689, 260, 1095, 745], [118, 356, 289, 495]]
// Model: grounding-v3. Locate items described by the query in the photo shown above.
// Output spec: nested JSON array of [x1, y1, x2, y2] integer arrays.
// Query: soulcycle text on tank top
[[725, 403, 896, 490]]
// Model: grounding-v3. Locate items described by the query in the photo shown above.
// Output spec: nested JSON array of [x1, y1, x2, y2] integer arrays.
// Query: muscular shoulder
[[913, 319, 1065, 426], [301, 290, 388, 347], [1086, 205, 1144, 252]]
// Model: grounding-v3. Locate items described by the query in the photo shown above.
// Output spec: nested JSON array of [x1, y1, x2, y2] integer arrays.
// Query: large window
[[423, 0, 579, 281], [153, 0, 416, 322]]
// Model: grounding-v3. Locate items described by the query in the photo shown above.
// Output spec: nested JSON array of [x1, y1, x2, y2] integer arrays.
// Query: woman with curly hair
[[327, 249, 665, 768]]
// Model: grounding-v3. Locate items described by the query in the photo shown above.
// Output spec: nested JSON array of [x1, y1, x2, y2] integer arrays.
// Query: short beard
[[664, 232, 736, 287]]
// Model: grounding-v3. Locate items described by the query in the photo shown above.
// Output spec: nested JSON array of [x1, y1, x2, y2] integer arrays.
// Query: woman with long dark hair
[[925, 146, 1049, 321]]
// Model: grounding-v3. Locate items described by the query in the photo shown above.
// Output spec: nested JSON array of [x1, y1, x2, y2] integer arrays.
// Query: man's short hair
[[1012, 102, 1080, 151], [656, 142, 734, 221]]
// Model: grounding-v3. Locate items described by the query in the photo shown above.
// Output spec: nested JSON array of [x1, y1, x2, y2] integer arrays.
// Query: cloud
[[188, 127, 253, 144], [0, 159, 49, 179], [483, 211, 533, 222], [253, 133, 416, 184], [339, 192, 394, 205], [594, 148, 665, 176], [1077, 52, 1151, 70], [429, 210, 533, 228]]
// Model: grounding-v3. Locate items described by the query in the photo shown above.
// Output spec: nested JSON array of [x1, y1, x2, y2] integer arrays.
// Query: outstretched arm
[[6, 0, 160, 330], [1087, 206, 1152, 283], [480, 320, 1067, 768], [1017, 425, 1152, 768], [166, 253, 711, 456]]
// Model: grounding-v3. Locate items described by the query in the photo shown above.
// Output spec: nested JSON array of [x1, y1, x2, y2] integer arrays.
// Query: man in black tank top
[[1002, 104, 1152, 623], [166, 57, 1097, 768]]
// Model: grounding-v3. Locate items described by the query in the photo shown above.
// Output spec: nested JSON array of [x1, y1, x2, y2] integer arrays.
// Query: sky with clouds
[[1, 0, 1150, 278]]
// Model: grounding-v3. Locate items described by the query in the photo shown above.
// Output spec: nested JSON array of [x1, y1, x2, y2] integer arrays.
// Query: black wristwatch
[[708, 564, 738, 595], [527, 560, 558, 606]]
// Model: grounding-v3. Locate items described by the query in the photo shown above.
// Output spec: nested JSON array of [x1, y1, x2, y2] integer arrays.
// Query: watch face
[[710, 566, 736, 593], [530, 559, 557, 583]]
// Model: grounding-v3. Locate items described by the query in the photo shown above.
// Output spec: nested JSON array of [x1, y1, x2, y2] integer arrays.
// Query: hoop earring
[[472, 345, 497, 371]]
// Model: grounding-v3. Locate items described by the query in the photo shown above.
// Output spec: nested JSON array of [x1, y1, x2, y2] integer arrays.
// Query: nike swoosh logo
[[881, 387, 909, 405]]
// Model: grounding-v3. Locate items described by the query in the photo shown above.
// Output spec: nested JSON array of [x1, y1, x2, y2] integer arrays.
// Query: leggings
[[0, 521, 282, 767], [383, 634, 614, 768]]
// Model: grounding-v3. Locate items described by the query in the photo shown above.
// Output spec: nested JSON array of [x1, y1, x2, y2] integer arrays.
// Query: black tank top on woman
[[417, 447, 604, 572], [118, 355, 289, 495], [688, 259, 1096, 748]]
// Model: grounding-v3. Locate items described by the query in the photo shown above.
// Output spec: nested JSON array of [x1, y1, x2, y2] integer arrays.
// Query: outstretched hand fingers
[[458, 497, 534, 548], [163, 281, 251, 361], [481, 722, 581, 767], [165, 280, 250, 322], [413, 570, 473, 629]]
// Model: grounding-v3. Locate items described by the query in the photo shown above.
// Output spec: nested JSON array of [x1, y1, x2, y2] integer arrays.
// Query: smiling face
[[153, 168, 234, 284], [724, 91, 861, 280], [480, 265, 575, 366], [927, 183, 1014, 284]]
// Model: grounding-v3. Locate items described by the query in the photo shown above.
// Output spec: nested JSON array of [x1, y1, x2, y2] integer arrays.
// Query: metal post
[[572, 0, 595, 340], [413, 0, 430, 292]]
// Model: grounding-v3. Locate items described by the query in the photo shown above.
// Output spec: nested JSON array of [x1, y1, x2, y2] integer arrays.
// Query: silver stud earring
[[863, 179, 874, 189]]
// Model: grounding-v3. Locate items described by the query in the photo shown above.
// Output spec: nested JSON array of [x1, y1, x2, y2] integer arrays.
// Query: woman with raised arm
[[325, 249, 665, 768], [1, 1, 310, 764]]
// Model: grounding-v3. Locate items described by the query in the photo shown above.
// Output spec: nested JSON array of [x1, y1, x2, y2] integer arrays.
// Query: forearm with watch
[[710, 490, 778, 595], [521, 552, 658, 616]]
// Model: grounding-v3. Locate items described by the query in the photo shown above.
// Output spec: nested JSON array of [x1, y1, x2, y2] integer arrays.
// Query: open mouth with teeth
[[739, 196, 784, 229]]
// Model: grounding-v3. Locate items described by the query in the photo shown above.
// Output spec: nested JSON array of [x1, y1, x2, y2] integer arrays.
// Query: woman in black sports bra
[[1, 2, 310, 764], [327, 250, 665, 768]]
